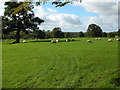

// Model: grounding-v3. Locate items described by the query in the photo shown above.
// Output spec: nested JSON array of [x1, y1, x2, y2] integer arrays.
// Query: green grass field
[[2, 38, 119, 88]]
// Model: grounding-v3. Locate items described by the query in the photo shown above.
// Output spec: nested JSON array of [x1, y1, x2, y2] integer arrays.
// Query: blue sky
[[40, 3, 99, 17]]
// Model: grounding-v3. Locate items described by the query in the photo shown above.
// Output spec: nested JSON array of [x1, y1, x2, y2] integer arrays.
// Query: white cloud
[[34, 6, 82, 32], [73, 2, 118, 32], [34, 6, 48, 19], [81, 2, 118, 16]]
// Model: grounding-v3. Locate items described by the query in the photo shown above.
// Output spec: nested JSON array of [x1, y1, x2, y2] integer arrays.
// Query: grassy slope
[[2, 38, 119, 88]]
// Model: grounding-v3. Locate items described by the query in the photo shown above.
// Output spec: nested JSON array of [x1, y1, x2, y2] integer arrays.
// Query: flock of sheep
[[50, 37, 120, 43], [87, 38, 120, 43], [51, 38, 75, 43], [50, 38, 120, 43], [22, 38, 120, 43]]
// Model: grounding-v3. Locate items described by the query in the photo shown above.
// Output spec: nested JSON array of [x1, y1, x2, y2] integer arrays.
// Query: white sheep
[[66, 39, 70, 42], [98, 38, 101, 40], [116, 38, 120, 41], [87, 40, 92, 43], [23, 40, 26, 43], [95, 38, 98, 40], [71, 39, 75, 41], [51, 40, 56, 43], [108, 39, 112, 42], [56, 39, 59, 42]]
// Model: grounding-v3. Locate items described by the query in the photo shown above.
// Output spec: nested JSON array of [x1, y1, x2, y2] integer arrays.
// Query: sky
[[0, 0, 119, 32]]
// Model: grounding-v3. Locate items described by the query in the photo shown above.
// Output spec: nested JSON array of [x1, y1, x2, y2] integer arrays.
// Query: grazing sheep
[[95, 38, 98, 40], [87, 40, 92, 43], [23, 40, 26, 43], [66, 39, 70, 42], [51, 40, 56, 43], [108, 39, 112, 42], [71, 39, 75, 41], [116, 38, 120, 41], [98, 38, 101, 40], [56, 39, 59, 42]]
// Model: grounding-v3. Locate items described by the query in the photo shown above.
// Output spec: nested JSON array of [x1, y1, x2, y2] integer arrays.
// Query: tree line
[[2, 26, 120, 40]]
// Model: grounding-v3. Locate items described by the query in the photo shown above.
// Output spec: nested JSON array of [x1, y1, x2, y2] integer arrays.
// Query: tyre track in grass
[[37, 53, 75, 88], [62, 54, 84, 88], [67, 54, 83, 88], [57, 53, 80, 88], [35, 54, 59, 88], [35, 53, 73, 88], [13, 55, 55, 88], [60, 54, 95, 88], [30, 54, 59, 88], [50, 53, 71, 88]]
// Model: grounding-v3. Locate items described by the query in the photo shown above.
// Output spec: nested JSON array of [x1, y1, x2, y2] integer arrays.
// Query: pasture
[[2, 38, 119, 88]]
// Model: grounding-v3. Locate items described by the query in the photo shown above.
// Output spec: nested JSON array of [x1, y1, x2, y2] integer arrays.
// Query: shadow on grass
[[9, 41, 20, 44], [110, 78, 120, 87], [29, 40, 80, 43], [8, 39, 80, 44]]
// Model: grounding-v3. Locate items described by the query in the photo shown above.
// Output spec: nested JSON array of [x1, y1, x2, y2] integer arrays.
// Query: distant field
[[2, 38, 119, 88]]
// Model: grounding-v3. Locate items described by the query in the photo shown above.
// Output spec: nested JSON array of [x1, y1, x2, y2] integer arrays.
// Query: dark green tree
[[33, 30, 46, 39], [52, 27, 64, 38], [64, 32, 71, 38], [2, 2, 44, 43], [86, 24, 102, 37], [118, 29, 120, 37], [45, 30, 52, 39], [107, 32, 117, 37], [79, 31, 84, 37], [102, 32, 107, 37]]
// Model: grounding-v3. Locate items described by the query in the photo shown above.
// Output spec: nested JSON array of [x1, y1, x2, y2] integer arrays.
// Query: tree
[[107, 32, 117, 37], [102, 32, 107, 37], [33, 30, 46, 39], [86, 24, 102, 37], [45, 30, 52, 39], [2, 2, 44, 43], [52, 27, 64, 38], [79, 31, 84, 37], [118, 29, 120, 37], [64, 32, 71, 38]]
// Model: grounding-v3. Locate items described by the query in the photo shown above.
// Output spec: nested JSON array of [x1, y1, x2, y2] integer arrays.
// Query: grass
[[2, 38, 119, 88]]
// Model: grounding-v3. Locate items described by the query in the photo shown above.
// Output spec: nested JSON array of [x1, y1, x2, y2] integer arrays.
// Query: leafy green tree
[[79, 31, 84, 37], [52, 27, 64, 38], [64, 32, 71, 38], [102, 32, 107, 37], [86, 24, 102, 37], [33, 30, 46, 39], [2, 2, 44, 43], [45, 30, 52, 39], [107, 32, 117, 37], [118, 29, 120, 37]]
